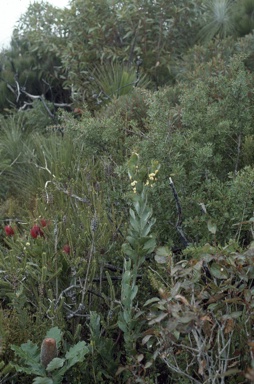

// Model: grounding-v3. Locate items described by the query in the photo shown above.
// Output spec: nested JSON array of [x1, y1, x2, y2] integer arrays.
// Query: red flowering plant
[[4, 225, 15, 237], [30, 224, 44, 239]]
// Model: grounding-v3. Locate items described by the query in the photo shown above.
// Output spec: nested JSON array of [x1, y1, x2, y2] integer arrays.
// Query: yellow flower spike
[[131, 180, 137, 186]]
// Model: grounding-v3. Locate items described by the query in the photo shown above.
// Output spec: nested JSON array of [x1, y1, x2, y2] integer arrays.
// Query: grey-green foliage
[[118, 154, 156, 360], [86, 311, 119, 381], [0, 112, 83, 200], [136, 53, 254, 245], [11, 327, 89, 384]]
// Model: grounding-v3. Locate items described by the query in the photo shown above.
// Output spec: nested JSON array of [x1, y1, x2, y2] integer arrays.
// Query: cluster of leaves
[[3, 0, 254, 115], [142, 240, 254, 383], [1, 1, 254, 383]]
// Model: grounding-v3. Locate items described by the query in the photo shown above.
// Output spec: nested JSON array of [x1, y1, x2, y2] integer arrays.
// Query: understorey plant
[[116, 153, 158, 381], [10, 326, 89, 384], [142, 241, 254, 383]]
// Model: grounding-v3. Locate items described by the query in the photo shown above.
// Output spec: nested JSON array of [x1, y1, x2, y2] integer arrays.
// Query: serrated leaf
[[46, 358, 64, 372], [11, 363, 44, 376], [65, 341, 89, 368], [45, 327, 62, 349], [14, 340, 39, 359]]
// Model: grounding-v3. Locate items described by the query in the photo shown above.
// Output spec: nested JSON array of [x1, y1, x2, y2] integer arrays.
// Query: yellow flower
[[131, 180, 137, 187], [148, 173, 156, 180]]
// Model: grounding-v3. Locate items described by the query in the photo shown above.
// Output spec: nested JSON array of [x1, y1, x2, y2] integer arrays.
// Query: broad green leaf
[[144, 361, 153, 369], [65, 341, 89, 368], [117, 319, 127, 333], [123, 311, 131, 324], [130, 216, 140, 232], [144, 297, 160, 306], [156, 246, 171, 257], [11, 363, 44, 377], [207, 220, 217, 234], [130, 285, 138, 301], [142, 334, 153, 345], [45, 327, 62, 349], [13, 340, 39, 360], [122, 243, 135, 258], [141, 218, 156, 237], [143, 237, 156, 253], [210, 263, 228, 279], [46, 358, 64, 372], [129, 208, 136, 221]]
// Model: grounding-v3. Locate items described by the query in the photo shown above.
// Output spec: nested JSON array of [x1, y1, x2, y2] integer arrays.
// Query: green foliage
[[11, 327, 89, 384], [2, 2, 254, 383], [137, 53, 254, 245], [62, 0, 203, 95], [116, 155, 159, 380], [143, 240, 254, 383], [234, 0, 254, 37]]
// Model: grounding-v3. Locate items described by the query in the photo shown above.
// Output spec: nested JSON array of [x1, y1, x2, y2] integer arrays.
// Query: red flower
[[4, 225, 15, 236], [63, 244, 70, 254], [30, 225, 44, 239], [40, 219, 48, 228]]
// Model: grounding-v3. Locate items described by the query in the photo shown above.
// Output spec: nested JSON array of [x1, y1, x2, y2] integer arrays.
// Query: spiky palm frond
[[91, 62, 150, 103], [198, 0, 237, 43]]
